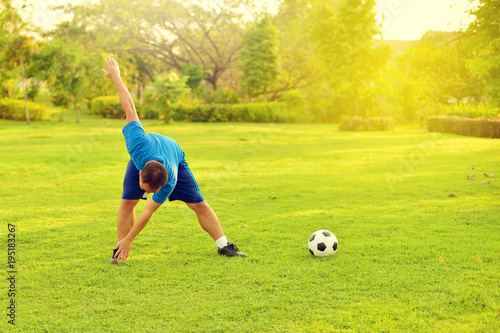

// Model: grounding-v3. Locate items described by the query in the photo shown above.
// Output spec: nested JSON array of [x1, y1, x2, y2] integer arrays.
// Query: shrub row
[[91, 96, 142, 119], [427, 116, 500, 138], [91, 96, 124, 119], [0, 98, 46, 121], [431, 103, 500, 119], [170, 102, 301, 123], [339, 116, 395, 131], [91, 97, 301, 123]]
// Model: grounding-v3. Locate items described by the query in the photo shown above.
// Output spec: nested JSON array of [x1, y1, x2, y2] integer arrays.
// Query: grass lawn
[[0, 111, 499, 332]]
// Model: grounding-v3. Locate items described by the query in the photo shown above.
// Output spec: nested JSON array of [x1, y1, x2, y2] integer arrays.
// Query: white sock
[[215, 236, 228, 249]]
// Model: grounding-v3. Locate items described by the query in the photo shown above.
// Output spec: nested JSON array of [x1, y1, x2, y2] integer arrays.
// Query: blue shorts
[[121, 159, 205, 203]]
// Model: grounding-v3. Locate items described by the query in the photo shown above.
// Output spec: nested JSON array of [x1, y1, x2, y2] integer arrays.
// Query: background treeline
[[1, 0, 499, 124]]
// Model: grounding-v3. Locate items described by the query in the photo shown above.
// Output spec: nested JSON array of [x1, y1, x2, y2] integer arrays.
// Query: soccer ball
[[308, 230, 338, 257]]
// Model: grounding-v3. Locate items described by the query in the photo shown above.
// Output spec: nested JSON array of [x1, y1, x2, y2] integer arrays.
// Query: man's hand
[[114, 237, 133, 262], [100, 55, 139, 123], [111, 199, 161, 264], [100, 56, 120, 81]]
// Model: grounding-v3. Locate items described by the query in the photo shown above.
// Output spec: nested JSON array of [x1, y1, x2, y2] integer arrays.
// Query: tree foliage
[[274, 0, 318, 98], [151, 73, 189, 123], [465, 0, 500, 106], [0, 0, 497, 124], [392, 31, 483, 120], [0, 0, 31, 98], [239, 17, 280, 99], [311, 0, 389, 117], [182, 63, 206, 90], [58, 0, 248, 90]]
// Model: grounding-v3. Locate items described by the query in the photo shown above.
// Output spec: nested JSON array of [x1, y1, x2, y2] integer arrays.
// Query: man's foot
[[109, 249, 130, 264], [218, 242, 247, 257]]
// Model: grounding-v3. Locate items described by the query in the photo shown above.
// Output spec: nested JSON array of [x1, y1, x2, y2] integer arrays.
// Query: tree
[[46, 20, 118, 107], [0, 0, 35, 124], [465, 0, 500, 106], [273, 0, 320, 99], [238, 17, 280, 100], [37, 39, 90, 123], [55, 0, 248, 91], [388, 31, 484, 121], [182, 63, 206, 91], [181, 63, 206, 102], [311, 0, 389, 116], [151, 73, 189, 123], [413, 32, 481, 100], [30, 19, 119, 122], [0, 0, 21, 98]]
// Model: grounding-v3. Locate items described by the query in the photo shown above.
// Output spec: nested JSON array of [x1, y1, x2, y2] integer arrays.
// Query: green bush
[[339, 116, 395, 131], [91, 96, 123, 119], [203, 88, 240, 104], [0, 98, 46, 121], [91, 96, 142, 119], [141, 107, 161, 120], [171, 102, 301, 123], [140, 93, 161, 120], [431, 103, 500, 119], [427, 116, 500, 138]]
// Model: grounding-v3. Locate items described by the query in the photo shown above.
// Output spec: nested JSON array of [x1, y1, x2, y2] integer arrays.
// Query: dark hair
[[141, 161, 168, 191]]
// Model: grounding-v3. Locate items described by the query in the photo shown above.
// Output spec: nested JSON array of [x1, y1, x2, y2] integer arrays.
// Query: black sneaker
[[218, 242, 247, 257]]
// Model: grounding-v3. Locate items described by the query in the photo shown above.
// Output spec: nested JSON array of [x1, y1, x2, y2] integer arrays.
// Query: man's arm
[[100, 56, 140, 123], [114, 198, 162, 260]]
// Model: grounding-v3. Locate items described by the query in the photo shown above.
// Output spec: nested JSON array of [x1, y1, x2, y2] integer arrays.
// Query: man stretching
[[100, 56, 247, 263]]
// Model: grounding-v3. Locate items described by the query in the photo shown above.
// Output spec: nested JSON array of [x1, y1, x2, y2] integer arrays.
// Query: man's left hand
[[114, 237, 132, 262]]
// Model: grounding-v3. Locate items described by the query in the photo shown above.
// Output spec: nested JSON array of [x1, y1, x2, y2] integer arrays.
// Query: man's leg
[[185, 201, 224, 241], [111, 199, 139, 263], [117, 199, 140, 240], [186, 200, 247, 257]]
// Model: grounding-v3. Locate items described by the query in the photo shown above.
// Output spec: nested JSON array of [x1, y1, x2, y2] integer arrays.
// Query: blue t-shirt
[[122, 121, 185, 204]]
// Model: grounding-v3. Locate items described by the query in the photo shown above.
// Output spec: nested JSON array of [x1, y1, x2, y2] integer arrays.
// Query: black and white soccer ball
[[308, 230, 338, 257]]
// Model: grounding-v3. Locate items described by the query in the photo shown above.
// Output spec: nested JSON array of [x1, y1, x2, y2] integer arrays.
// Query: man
[[100, 56, 247, 263]]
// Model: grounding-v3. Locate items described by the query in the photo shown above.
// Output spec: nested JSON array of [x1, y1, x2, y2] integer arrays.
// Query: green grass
[[0, 114, 499, 332]]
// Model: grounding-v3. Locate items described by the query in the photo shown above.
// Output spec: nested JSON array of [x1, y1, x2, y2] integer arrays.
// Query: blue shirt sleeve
[[152, 163, 178, 203], [122, 121, 150, 170], [152, 185, 174, 204]]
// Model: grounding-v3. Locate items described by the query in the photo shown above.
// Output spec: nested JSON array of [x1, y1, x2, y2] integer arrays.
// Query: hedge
[[431, 103, 500, 119], [91, 96, 141, 119], [339, 116, 394, 131], [170, 102, 301, 123], [427, 116, 500, 138], [0, 98, 46, 121]]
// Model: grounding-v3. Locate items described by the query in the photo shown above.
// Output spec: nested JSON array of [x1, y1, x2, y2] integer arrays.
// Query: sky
[[17, 0, 477, 41], [373, 0, 476, 40]]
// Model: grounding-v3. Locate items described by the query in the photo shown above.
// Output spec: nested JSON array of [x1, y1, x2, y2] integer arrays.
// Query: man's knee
[[119, 199, 139, 211], [187, 200, 209, 214]]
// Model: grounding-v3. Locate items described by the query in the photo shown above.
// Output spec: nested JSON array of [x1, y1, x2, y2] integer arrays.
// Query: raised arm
[[100, 56, 140, 123]]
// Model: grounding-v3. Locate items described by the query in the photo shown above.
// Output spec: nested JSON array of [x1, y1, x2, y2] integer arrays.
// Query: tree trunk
[[20, 59, 30, 125], [353, 89, 359, 116], [70, 94, 80, 123], [75, 102, 80, 123], [135, 81, 142, 101], [208, 77, 217, 91], [206, 68, 220, 91]]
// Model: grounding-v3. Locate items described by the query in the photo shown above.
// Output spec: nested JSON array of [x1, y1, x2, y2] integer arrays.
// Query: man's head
[[139, 161, 168, 193]]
